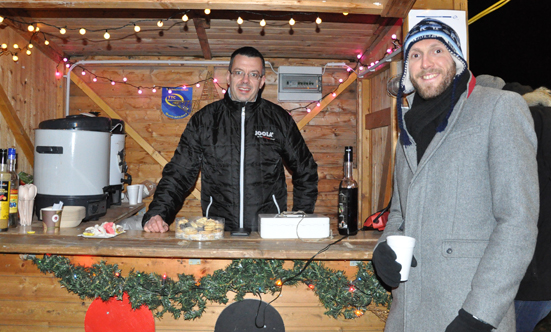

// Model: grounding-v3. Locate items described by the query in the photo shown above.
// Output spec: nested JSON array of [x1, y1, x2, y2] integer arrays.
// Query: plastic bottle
[[0, 149, 10, 232], [338, 146, 358, 235], [8, 148, 19, 227]]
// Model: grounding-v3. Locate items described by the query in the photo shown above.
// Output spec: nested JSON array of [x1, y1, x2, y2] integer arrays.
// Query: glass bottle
[[8, 148, 19, 227], [0, 149, 10, 232], [338, 146, 358, 235]]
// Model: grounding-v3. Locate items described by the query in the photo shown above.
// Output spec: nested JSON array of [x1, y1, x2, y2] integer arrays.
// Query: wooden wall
[[0, 253, 386, 331], [0, 25, 62, 174], [68, 58, 356, 226]]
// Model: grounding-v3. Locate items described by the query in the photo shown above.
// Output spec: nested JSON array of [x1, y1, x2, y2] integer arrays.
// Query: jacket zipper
[[206, 196, 213, 218], [272, 194, 280, 214], [239, 106, 246, 229]]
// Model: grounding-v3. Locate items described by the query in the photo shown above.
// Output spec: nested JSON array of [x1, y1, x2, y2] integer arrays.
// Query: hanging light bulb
[[12, 55, 18, 62], [0, 16, 4, 23], [123, 77, 128, 82], [35, 27, 40, 32], [55, 71, 61, 77], [289, 17, 295, 26], [63, 57, 68, 62], [13, 44, 19, 49], [138, 88, 143, 94], [26, 49, 31, 55], [339, 78, 343, 83], [28, 25, 35, 32], [152, 87, 157, 93], [60, 27, 67, 34], [168, 89, 172, 94], [134, 25, 141, 32], [111, 81, 116, 85], [44, 40, 50, 45], [307, 108, 311, 113], [213, 78, 218, 83], [204, 8, 211, 15], [222, 89, 227, 94], [92, 77, 97, 82], [28, 43, 33, 49], [81, 70, 86, 76], [157, 20, 164, 27], [65, 63, 70, 68], [196, 83, 200, 87], [359, 66, 364, 71], [1, 43, 7, 49], [104, 31, 110, 39], [260, 18, 266, 27], [316, 16, 322, 24], [237, 17, 244, 25], [79, 28, 86, 35], [391, 34, 397, 40], [182, 14, 189, 22], [332, 92, 337, 97]]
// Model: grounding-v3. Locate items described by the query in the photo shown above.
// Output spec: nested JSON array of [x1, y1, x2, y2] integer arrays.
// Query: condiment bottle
[[0, 149, 10, 232], [7, 148, 19, 227], [338, 146, 358, 235]]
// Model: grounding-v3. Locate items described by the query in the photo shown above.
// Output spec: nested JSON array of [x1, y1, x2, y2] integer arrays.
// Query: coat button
[[446, 248, 453, 254]]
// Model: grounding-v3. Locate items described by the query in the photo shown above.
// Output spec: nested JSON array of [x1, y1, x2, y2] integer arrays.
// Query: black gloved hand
[[372, 241, 402, 288], [445, 309, 494, 332]]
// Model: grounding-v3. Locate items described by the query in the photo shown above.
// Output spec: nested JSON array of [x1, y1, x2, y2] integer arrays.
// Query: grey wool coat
[[378, 73, 539, 332]]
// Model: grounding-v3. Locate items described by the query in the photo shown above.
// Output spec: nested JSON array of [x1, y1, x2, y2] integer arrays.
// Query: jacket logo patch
[[255, 130, 276, 141]]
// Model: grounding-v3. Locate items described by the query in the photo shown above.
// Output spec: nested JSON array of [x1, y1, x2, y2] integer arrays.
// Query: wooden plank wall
[[0, 25, 62, 174], [68, 58, 356, 226], [0, 253, 386, 331]]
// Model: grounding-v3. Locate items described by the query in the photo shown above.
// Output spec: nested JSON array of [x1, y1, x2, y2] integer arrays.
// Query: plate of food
[[79, 222, 125, 238]]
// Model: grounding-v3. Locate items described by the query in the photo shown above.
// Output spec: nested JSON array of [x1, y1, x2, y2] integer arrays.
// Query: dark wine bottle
[[338, 146, 358, 235]]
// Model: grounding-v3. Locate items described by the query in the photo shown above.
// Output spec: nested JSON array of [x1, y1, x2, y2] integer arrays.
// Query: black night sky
[[467, 0, 551, 89]]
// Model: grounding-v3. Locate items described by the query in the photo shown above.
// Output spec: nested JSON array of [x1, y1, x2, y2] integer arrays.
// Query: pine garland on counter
[[28, 254, 390, 321]]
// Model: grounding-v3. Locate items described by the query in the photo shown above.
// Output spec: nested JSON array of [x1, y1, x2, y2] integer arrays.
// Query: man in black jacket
[[142, 46, 318, 233]]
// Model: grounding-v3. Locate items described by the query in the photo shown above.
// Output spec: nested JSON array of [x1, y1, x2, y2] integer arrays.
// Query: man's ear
[[259, 75, 266, 89]]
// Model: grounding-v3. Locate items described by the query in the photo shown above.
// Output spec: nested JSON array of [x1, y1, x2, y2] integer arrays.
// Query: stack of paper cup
[[126, 185, 140, 205], [387, 235, 416, 281]]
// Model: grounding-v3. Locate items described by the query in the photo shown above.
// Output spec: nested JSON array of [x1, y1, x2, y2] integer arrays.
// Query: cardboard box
[[259, 213, 330, 239]]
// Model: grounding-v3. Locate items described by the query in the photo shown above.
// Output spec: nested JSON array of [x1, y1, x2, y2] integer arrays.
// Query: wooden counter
[[0, 206, 386, 331]]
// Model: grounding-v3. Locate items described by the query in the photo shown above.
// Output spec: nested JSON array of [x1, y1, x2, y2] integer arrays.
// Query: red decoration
[[85, 293, 154, 332]]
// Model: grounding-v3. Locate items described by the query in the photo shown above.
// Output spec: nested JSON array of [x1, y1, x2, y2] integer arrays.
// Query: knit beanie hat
[[397, 18, 468, 145]]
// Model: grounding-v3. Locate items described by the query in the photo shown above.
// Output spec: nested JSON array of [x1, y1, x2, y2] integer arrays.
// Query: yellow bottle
[[0, 149, 11, 232]]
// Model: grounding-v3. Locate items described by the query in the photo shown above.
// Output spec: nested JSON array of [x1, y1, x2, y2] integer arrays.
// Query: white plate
[[78, 231, 125, 239]]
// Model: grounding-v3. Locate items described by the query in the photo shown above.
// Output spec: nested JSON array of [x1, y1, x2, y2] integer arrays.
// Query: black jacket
[[142, 91, 318, 231]]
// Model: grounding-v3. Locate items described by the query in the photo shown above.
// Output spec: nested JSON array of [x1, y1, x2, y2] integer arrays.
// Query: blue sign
[[162, 87, 193, 119]]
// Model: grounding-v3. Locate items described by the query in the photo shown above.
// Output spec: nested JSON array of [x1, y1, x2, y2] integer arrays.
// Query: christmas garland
[[28, 254, 391, 321]]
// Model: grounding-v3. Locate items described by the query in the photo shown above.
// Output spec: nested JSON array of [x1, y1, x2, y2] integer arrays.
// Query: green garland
[[28, 254, 390, 320]]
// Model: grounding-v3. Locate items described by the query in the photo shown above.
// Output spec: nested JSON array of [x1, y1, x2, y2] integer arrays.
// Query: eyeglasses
[[230, 70, 263, 81]]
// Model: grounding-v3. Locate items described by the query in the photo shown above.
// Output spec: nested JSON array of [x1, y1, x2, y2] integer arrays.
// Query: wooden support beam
[[193, 17, 212, 60], [381, 0, 416, 18], [0, 82, 34, 166], [297, 73, 357, 130], [359, 17, 402, 67], [69, 72, 201, 199], [365, 107, 390, 130], [358, 78, 372, 224]]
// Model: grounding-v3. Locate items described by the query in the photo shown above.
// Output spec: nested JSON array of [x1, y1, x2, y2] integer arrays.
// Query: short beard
[[411, 65, 456, 99]]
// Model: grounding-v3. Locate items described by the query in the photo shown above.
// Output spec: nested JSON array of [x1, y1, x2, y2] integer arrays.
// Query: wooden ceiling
[[0, 0, 414, 63]]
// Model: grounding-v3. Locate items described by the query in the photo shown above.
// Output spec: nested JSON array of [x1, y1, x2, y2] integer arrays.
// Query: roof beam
[[193, 17, 212, 60]]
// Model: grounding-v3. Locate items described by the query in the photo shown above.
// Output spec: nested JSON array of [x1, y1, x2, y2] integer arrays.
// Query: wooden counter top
[[0, 204, 381, 260]]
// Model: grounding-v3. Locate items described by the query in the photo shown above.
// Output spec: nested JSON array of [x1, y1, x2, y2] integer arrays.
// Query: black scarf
[[404, 70, 469, 163]]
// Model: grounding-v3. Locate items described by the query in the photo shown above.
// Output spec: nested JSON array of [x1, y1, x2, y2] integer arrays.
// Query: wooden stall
[[1, 0, 467, 330]]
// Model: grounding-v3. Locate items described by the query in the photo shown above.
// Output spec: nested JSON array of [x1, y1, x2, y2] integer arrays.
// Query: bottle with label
[[338, 146, 358, 235], [0, 149, 10, 232], [8, 148, 19, 227]]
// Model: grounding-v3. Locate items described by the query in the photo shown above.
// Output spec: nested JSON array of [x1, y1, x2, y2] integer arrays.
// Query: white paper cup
[[387, 235, 416, 281], [127, 185, 140, 205], [137, 184, 145, 203]]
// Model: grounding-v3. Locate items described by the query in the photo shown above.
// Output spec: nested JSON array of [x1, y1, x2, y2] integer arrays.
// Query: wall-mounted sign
[[162, 87, 193, 119]]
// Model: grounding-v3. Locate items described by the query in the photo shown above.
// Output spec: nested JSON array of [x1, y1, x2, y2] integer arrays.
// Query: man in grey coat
[[372, 18, 539, 331]]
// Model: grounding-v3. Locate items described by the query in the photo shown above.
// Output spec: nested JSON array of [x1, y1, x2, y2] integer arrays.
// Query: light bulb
[[222, 89, 227, 94], [260, 19, 266, 27], [60, 27, 66, 34], [0, 16, 4, 23], [343, 12, 349, 16], [213, 78, 218, 83], [357, 54, 361, 59], [123, 77, 127, 82], [55, 71, 61, 77], [134, 25, 141, 32], [307, 108, 311, 113], [152, 87, 157, 93], [391, 34, 397, 40], [28, 25, 35, 32], [65, 63, 70, 68], [289, 18, 295, 26], [92, 77, 97, 82], [12, 55, 18, 62], [196, 83, 200, 87], [79, 28, 86, 35], [1, 43, 7, 49], [332, 92, 336, 97], [13, 44, 19, 49], [182, 14, 189, 22], [339, 78, 343, 83], [168, 89, 172, 94], [138, 89, 143, 94], [26, 49, 31, 55], [63, 57, 68, 62], [157, 20, 164, 27], [316, 17, 322, 24], [359, 66, 364, 71], [387, 48, 392, 54], [35, 27, 40, 32], [111, 81, 115, 85], [81, 71, 86, 75], [204, 9, 211, 15], [237, 17, 243, 25], [104, 31, 110, 39], [44, 40, 50, 45], [28, 43, 33, 49]]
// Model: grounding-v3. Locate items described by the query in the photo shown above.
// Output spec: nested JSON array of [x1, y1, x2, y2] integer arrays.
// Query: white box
[[259, 214, 330, 239]]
